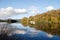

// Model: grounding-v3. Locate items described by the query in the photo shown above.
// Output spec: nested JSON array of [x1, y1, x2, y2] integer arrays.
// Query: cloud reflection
[[46, 33, 54, 38]]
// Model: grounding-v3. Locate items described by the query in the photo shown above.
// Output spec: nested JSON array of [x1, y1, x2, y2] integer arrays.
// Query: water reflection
[[10, 23, 60, 40], [0, 23, 60, 40]]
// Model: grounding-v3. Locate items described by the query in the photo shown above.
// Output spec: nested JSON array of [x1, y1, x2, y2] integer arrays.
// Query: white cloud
[[15, 9, 27, 13], [46, 34, 54, 38], [31, 29, 40, 33], [46, 6, 55, 11], [0, 6, 41, 18], [14, 30, 26, 34], [0, 7, 27, 18], [28, 6, 40, 14], [7, 30, 26, 36], [28, 29, 41, 37]]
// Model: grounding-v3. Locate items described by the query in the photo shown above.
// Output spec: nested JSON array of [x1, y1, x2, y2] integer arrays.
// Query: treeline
[[20, 9, 60, 35]]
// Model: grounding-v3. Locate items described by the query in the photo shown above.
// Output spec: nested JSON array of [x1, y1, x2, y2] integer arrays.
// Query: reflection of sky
[[10, 23, 60, 40], [11, 23, 60, 36], [11, 23, 36, 32], [0, 22, 60, 40]]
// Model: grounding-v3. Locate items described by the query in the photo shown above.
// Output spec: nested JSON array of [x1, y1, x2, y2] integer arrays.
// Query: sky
[[0, 0, 60, 19]]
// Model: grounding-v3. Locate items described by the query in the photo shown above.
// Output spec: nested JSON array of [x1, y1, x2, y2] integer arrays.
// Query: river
[[0, 23, 60, 40]]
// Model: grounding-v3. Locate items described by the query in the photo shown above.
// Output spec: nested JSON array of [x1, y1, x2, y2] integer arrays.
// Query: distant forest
[[20, 9, 60, 35]]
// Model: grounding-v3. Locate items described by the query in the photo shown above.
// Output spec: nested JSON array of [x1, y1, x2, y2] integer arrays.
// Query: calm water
[[0, 23, 60, 40], [10, 23, 60, 40]]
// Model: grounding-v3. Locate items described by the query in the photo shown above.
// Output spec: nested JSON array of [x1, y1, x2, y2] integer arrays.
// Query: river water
[[0, 23, 60, 40]]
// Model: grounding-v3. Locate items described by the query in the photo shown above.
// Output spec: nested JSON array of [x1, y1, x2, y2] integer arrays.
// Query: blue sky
[[0, 0, 60, 19], [0, 0, 60, 8]]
